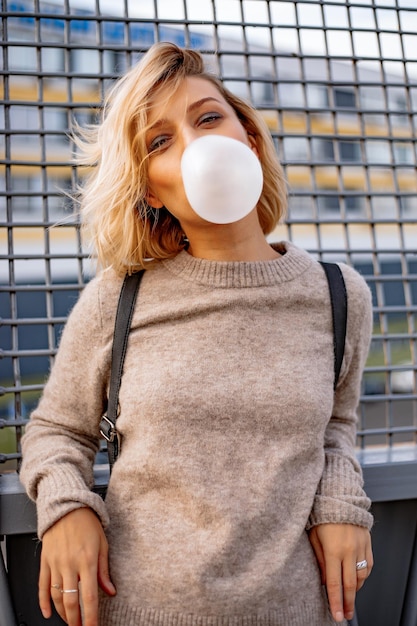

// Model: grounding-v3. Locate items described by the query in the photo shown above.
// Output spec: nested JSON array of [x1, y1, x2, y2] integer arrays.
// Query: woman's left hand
[[308, 523, 373, 624]]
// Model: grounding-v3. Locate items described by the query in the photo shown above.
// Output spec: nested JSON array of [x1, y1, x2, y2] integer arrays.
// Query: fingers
[[353, 531, 373, 596], [342, 560, 359, 622], [355, 546, 373, 592], [326, 555, 374, 623], [38, 559, 53, 619], [97, 538, 117, 596], [38, 508, 115, 626], [40, 567, 82, 626], [44, 572, 99, 626], [41, 565, 99, 626], [77, 575, 98, 626], [341, 553, 373, 620], [324, 555, 348, 623], [308, 527, 326, 585], [40, 574, 81, 626], [310, 524, 373, 623], [325, 557, 363, 622], [39, 556, 81, 625], [59, 582, 82, 626], [357, 540, 374, 591], [355, 558, 369, 591]]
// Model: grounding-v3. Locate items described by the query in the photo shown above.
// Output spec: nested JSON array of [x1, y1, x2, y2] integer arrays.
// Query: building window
[[334, 88, 356, 109], [319, 139, 361, 163], [339, 141, 361, 162]]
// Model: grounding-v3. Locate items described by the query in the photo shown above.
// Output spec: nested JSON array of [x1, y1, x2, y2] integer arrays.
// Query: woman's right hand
[[38, 507, 116, 626]]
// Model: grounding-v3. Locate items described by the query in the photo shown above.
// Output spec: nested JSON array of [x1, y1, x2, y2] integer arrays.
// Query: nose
[[180, 126, 201, 150]]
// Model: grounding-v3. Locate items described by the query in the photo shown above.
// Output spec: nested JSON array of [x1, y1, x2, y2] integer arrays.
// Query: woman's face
[[145, 76, 257, 229]]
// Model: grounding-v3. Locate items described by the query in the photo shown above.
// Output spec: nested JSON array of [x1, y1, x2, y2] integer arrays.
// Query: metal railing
[[1, 0, 416, 470], [1, 3, 417, 626]]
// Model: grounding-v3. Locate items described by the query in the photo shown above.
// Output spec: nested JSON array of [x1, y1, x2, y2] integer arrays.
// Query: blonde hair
[[74, 42, 287, 274]]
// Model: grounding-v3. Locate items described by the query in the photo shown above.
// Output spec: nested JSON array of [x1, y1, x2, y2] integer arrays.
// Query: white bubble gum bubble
[[180, 135, 263, 224]]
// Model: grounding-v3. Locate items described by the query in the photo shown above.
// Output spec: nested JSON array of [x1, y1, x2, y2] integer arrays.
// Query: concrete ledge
[[1, 454, 417, 534], [0, 466, 109, 535]]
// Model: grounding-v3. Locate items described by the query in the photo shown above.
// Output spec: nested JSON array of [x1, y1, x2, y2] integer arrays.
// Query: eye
[[148, 134, 171, 153], [198, 112, 223, 125]]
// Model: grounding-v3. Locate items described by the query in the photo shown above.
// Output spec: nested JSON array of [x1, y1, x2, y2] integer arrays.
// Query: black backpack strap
[[100, 270, 145, 469], [320, 262, 347, 390]]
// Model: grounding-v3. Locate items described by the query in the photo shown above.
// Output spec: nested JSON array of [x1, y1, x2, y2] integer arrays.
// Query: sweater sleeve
[[307, 265, 374, 531], [20, 271, 121, 539]]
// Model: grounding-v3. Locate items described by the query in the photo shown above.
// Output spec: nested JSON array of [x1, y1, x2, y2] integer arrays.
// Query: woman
[[21, 42, 373, 626]]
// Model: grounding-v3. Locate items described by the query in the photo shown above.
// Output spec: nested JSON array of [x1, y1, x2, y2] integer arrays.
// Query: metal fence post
[[0, 547, 17, 626], [400, 524, 417, 626]]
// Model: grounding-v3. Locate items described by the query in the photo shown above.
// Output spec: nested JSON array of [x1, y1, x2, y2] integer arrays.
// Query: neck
[[184, 214, 280, 262]]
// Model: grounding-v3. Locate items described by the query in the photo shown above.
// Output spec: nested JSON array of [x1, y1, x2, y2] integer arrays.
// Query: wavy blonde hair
[[74, 42, 287, 274]]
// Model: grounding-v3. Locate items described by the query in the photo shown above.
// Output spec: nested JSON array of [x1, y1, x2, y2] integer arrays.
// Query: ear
[[145, 189, 164, 209]]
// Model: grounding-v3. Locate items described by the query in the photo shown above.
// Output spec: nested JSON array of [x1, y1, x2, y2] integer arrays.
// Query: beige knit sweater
[[21, 241, 373, 626]]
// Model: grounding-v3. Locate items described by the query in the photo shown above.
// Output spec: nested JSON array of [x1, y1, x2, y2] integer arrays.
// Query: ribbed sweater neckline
[[161, 241, 313, 288]]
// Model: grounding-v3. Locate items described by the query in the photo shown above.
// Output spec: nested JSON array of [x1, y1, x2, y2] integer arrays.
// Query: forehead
[[147, 76, 228, 123]]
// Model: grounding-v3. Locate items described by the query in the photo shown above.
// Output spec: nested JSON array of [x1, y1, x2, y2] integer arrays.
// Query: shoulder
[[293, 246, 372, 314], [336, 264, 373, 356], [309, 259, 373, 348], [337, 263, 372, 315], [313, 257, 371, 312], [66, 267, 125, 331]]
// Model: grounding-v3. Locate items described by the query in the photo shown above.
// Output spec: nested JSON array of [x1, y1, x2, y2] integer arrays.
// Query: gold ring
[[51, 584, 61, 590]]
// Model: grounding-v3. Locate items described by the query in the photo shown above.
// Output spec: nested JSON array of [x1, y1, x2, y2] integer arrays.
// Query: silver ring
[[61, 589, 78, 594], [356, 559, 368, 571]]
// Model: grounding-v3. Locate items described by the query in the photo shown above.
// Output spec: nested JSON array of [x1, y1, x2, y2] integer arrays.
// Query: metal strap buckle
[[99, 414, 117, 443]]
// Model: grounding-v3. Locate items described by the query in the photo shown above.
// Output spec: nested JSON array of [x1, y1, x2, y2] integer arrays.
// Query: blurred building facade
[[1, 0, 416, 451]]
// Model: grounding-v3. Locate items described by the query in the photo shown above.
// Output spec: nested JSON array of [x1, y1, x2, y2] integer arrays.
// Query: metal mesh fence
[[1, 0, 416, 471]]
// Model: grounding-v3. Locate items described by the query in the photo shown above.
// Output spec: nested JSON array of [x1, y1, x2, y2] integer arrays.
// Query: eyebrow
[[147, 97, 223, 132], [187, 96, 223, 113]]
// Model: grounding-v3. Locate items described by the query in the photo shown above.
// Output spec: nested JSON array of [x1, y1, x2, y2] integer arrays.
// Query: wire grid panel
[[0, 0, 416, 470]]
